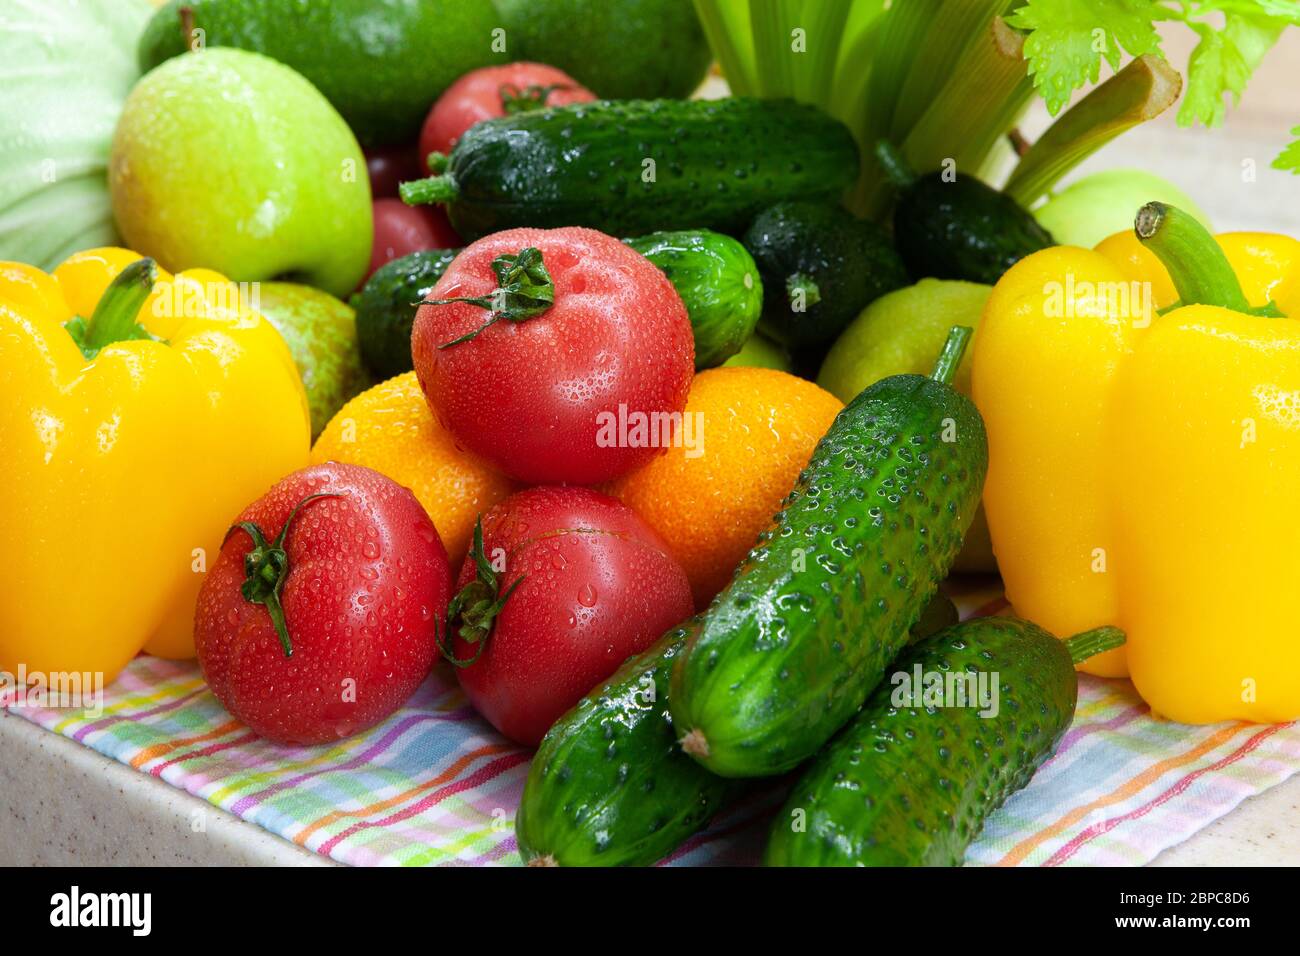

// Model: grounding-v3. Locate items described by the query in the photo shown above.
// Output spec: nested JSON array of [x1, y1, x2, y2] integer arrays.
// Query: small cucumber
[[516, 625, 738, 867], [765, 619, 1125, 866], [516, 588, 969, 867], [354, 249, 459, 380], [356, 230, 762, 379], [624, 230, 762, 368], [669, 328, 988, 778], [876, 143, 1053, 285], [400, 98, 859, 241], [743, 201, 909, 348]]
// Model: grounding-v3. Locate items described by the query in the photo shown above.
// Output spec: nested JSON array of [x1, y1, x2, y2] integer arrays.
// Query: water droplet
[[578, 583, 597, 607]]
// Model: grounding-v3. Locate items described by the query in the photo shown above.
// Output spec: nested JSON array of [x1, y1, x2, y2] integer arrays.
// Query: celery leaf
[[1275, 127, 1300, 173], [1008, 0, 1164, 114]]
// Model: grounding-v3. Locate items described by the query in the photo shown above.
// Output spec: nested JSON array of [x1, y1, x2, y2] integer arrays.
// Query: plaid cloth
[[5, 582, 1298, 866]]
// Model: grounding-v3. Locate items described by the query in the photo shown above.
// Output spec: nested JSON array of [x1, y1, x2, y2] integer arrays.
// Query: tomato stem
[[436, 518, 526, 669], [428, 246, 555, 349], [499, 82, 570, 114], [227, 492, 342, 658]]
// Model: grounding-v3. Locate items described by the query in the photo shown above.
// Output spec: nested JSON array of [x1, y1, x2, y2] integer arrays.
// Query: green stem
[[785, 272, 821, 309], [930, 326, 971, 386], [1064, 626, 1126, 665], [1135, 202, 1253, 313], [228, 492, 342, 658], [874, 140, 915, 189], [1004, 54, 1181, 208], [429, 246, 555, 348], [81, 258, 158, 352], [400, 175, 460, 206]]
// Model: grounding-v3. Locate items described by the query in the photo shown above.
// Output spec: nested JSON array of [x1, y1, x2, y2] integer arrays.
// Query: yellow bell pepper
[[973, 205, 1300, 724], [0, 248, 309, 682]]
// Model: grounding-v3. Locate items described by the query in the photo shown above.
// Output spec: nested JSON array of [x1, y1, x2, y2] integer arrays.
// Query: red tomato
[[366, 199, 461, 284], [194, 463, 452, 745], [445, 486, 692, 745], [365, 145, 423, 199], [411, 226, 694, 484], [419, 62, 597, 161]]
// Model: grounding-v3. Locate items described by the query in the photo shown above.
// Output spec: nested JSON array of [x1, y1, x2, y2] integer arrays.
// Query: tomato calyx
[[436, 518, 525, 668], [428, 246, 555, 349], [498, 82, 570, 115], [225, 492, 342, 659]]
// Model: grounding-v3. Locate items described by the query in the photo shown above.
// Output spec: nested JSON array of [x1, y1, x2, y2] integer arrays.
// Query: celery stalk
[[902, 17, 1034, 178], [1003, 54, 1182, 207], [694, 0, 758, 95]]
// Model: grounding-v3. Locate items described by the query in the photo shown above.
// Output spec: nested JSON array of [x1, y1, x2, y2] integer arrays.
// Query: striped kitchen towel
[[5, 581, 1299, 866]]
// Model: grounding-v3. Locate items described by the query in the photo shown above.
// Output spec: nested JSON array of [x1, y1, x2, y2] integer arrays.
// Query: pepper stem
[[228, 492, 342, 658], [1135, 202, 1259, 314], [64, 258, 160, 359], [400, 174, 460, 206], [1063, 626, 1126, 665], [929, 326, 971, 386]]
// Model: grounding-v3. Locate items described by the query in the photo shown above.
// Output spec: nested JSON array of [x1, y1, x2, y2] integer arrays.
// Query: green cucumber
[[766, 619, 1125, 866], [514, 590, 961, 868], [354, 249, 459, 381], [356, 230, 762, 379], [516, 624, 738, 868], [743, 201, 909, 349], [669, 327, 988, 778], [876, 143, 1054, 285], [624, 230, 762, 369], [400, 98, 859, 241]]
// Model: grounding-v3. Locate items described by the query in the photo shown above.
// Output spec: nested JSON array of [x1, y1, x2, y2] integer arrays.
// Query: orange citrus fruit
[[608, 366, 843, 607], [312, 371, 516, 564]]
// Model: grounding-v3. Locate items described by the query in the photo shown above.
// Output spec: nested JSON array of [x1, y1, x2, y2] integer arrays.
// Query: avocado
[[138, 0, 506, 146], [494, 0, 712, 99]]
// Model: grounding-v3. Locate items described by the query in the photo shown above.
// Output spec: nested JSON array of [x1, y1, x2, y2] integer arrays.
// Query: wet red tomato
[[194, 463, 452, 745], [443, 486, 693, 745], [418, 62, 597, 161], [411, 226, 694, 484]]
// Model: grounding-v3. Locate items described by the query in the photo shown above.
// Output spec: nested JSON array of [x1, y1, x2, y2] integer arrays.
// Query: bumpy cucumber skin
[[669, 374, 988, 778], [625, 230, 763, 369], [744, 201, 909, 349], [353, 249, 458, 380], [517, 626, 737, 867], [442, 98, 859, 241], [765, 617, 1077, 866], [893, 174, 1054, 285]]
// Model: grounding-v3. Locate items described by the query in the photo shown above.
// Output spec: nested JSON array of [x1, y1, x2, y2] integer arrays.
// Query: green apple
[[110, 48, 371, 298], [819, 279, 996, 573], [818, 280, 990, 404], [722, 333, 792, 372], [254, 283, 372, 439], [1033, 168, 1212, 249]]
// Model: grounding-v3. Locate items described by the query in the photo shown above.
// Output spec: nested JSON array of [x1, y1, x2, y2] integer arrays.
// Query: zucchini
[[356, 229, 762, 379], [400, 98, 859, 241], [877, 143, 1053, 285], [765, 619, 1125, 866], [669, 327, 987, 778], [516, 624, 738, 867], [624, 230, 762, 369], [743, 201, 909, 349]]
